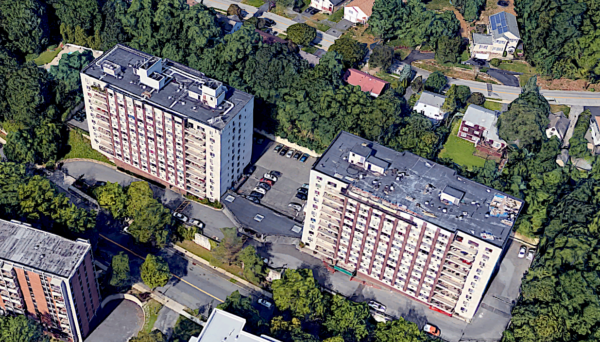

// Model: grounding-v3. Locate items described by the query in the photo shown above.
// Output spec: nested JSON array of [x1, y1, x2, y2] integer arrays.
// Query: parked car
[[299, 153, 309, 162], [289, 202, 303, 211], [258, 298, 272, 309], [263, 173, 278, 182], [309, 7, 319, 14], [245, 165, 256, 175], [257, 182, 271, 191], [304, 6, 315, 13], [498, 0, 509, 6], [250, 191, 264, 199], [295, 193, 307, 201], [270, 170, 282, 178], [297, 187, 308, 195], [273, 144, 283, 153], [252, 187, 267, 195], [286, 149, 294, 158], [301, 183, 309, 190], [279, 147, 289, 156], [173, 212, 189, 223], [472, 58, 486, 66], [423, 324, 441, 337], [190, 219, 205, 229], [527, 248, 536, 261], [260, 178, 274, 186], [293, 6, 301, 12], [368, 301, 386, 313], [293, 151, 302, 160], [264, 18, 276, 26], [247, 196, 261, 204], [518, 245, 527, 259]]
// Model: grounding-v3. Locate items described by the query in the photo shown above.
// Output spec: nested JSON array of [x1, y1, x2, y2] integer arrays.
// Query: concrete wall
[[254, 128, 321, 157]]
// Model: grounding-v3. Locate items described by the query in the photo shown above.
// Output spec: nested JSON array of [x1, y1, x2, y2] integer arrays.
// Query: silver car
[[172, 212, 189, 223], [253, 187, 267, 195]]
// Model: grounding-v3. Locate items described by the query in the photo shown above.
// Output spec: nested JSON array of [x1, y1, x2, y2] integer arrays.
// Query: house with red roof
[[342, 69, 389, 97], [343, 0, 375, 24]]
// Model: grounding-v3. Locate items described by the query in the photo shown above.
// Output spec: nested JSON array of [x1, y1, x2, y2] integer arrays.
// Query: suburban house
[[546, 112, 570, 142], [215, 14, 243, 34], [413, 91, 448, 122], [343, 0, 374, 24], [459, 105, 506, 157], [343, 69, 388, 97], [310, 0, 346, 14], [587, 112, 600, 154], [470, 11, 520, 60]]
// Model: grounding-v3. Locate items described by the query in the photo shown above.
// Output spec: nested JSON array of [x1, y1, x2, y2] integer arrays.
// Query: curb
[[173, 245, 272, 298], [61, 158, 118, 170]]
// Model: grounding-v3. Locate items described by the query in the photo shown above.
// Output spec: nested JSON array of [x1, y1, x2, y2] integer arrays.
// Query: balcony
[[447, 247, 475, 262], [322, 198, 344, 214], [318, 227, 338, 240], [438, 274, 464, 289], [323, 192, 344, 205], [321, 206, 342, 221], [186, 167, 205, 179], [315, 245, 334, 259], [431, 294, 456, 309], [319, 213, 341, 227], [317, 233, 336, 246]]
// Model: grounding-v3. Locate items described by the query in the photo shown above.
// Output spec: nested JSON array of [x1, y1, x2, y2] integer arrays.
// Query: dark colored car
[[260, 178, 274, 186], [270, 170, 282, 178], [472, 58, 486, 66], [245, 165, 256, 175], [299, 153, 309, 162], [274, 144, 283, 153], [247, 196, 261, 204], [293, 6, 302, 12], [293, 152, 302, 160], [297, 187, 308, 195], [497, 0, 509, 6], [279, 147, 289, 156], [258, 182, 271, 191], [264, 18, 276, 27], [310, 8, 319, 14], [295, 193, 308, 201], [304, 6, 315, 13], [250, 191, 264, 199]]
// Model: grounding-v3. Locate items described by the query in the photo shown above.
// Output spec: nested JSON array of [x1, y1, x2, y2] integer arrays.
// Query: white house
[[310, 0, 345, 14], [413, 91, 448, 122], [545, 112, 570, 142], [471, 11, 520, 60], [343, 0, 374, 24]]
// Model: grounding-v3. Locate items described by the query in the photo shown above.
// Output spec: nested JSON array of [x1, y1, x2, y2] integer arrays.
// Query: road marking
[[99, 234, 224, 303], [465, 86, 600, 101]]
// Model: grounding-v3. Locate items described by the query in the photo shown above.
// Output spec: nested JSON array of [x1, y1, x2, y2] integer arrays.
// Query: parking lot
[[237, 137, 316, 220]]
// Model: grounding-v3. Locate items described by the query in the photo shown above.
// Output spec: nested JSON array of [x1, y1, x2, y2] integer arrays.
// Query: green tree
[[452, 0, 485, 22], [323, 295, 370, 341], [129, 330, 166, 342], [272, 269, 325, 320], [368, 0, 408, 40], [54, 0, 102, 45], [227, 4, 243, 20], [435, 36, 462, 64], [126, 182, 172, 247], [286, 23, 317, 46], [176, 224, 198, 241], [0, 0, 50, 56], [141, 254, 170, 289], [110, 252, 130, 287], [49, 50, 95, 111], [212, 227, 244, 265], [490, 58, 501, 68], [238, 246, 266, 284], [95, 182, 127, 218], [442, 84, 471, 113], [467, 92, 485, 105], [372, 319, 426, 342], [270, 316, 319, 342], [217, 291, 267, 334], [99, 0, 130, 51], [0, 162, 28, 216], [568, 110, 591, 158], [411, 75, 423, 92], [0, 315, 47, 342], [424, 71, 447, 93], [329, 37, 367, 68], [370, 45, 394, 71]]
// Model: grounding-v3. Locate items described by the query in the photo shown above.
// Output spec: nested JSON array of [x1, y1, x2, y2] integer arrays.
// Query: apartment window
[[316, 176, 323, 182]]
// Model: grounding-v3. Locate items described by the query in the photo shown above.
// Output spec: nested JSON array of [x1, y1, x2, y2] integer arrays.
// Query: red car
[[260, 178, 274, 186], [423, 324, 441, 337]]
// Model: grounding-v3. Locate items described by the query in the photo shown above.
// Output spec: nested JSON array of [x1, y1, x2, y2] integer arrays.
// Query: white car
[[288, 203, 303, 212], [368, 300, 386, 313], [263, 173, 278, 182], [286, 149, 294, 158], [189, 219, 205, 228], [527, 248, 536, 261], [301, 183, 309, 190], [518, 245, 527, 259], [252, 187, 267, 195], [173, 212, 189, 223], [258, 298, 272, 309]]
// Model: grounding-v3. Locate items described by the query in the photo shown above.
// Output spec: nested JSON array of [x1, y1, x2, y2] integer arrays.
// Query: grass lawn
[[62, 130, 112, 164], [34, 47, 63, 66], [438, 120, 487, 170], [142, 300, 163, 334], [329, 9, 344, 22], [242, 0, 264, 7], [302, 45, 318, 54], [394, 48, 411, 61], [483, 100, 503, 111], [550, 104, 571, 117], [272, 6, 294, 19], [498, 60, 536, 74], [317, 22, 331, 32], [424, 0, 451, 10], [176, 240, 246, 279]]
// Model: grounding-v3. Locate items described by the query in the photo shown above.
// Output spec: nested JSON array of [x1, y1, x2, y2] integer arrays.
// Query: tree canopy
[[141, 254, 170, 289], [110, 251, 130, 287], [286, 23, 316, 46], [0, 315, 47, 342]]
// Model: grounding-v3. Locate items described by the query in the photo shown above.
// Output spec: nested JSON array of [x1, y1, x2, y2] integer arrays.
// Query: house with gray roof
[[458, 105, 506, 155], [470, 11, 521, 60], [413, 91, 448, 122], [546, 112, 570, 142]]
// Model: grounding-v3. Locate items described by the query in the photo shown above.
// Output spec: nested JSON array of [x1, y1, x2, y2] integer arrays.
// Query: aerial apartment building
[[0, 219, 101, 342], [80, 44, 254, 201], [301, 131, 523, 322]]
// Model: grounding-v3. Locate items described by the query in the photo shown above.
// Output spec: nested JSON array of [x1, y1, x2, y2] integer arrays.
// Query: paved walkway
[[562, 105, 584, 148]]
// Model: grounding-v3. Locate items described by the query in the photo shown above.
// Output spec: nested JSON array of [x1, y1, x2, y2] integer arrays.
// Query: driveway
[[562, 105, 584, 148], [402, 50, 435, 65], [486, 69, 520, 87]]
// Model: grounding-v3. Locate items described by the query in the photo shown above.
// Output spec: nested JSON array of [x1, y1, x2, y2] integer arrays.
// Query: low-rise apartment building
[[0, 219, 101, 342], [81, 44, 254, 201], [301, 131, 523, 322]]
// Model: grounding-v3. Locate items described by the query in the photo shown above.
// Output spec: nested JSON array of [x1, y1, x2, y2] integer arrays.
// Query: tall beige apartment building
[[0, 219, 101, 341], [80, 44, 254, 201], [301, 132, 523, 322]]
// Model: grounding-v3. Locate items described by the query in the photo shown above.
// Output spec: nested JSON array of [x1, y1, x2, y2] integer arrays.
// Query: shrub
[[490, 58, 501, 67]]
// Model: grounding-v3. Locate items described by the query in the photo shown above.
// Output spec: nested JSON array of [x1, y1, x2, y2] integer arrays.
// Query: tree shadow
[[298, 261, 333, 289]]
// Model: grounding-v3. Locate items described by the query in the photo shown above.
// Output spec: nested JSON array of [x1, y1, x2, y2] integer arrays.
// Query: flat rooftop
[[191, 309, 280, 342], [81, 44, 253, 130], [315, 132, 524, 247], [0, 219, 90, 278]]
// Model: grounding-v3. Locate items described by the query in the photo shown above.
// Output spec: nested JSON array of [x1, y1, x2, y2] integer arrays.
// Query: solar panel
[[491, 16, 497, 30]]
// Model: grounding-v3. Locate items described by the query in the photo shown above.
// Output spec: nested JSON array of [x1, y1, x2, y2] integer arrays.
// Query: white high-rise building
[[80, 44, 254, 201], [302, 131, 524, 322]]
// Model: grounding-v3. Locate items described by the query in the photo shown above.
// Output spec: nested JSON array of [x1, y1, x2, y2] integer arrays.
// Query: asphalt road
[[486, 69, 520, 87]]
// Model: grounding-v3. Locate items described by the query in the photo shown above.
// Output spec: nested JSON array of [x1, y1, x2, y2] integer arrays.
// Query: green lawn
[[483, 100, 503, 111], [33, 47, 63, 66], [329, 9, 344, 22], [317, 22, 332, 32], [62, 130, 112, 163], [302, 45, 318, 54], [550, 104, 571, 117], [424, 0, 451, 10], [497, 61, 536, 74], [242, 0, 264, 7], [438, 120, 487, 170], [142, 300, 163, 334]]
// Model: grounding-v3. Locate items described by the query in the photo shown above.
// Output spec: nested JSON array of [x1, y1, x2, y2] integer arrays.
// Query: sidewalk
[[133, 283, 205, 326]]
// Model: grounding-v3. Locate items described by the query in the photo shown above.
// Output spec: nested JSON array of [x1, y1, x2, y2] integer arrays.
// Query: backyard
[[32, 46, 63, 66], [483, 100, 503, 111], [438, 119, 487, 169]]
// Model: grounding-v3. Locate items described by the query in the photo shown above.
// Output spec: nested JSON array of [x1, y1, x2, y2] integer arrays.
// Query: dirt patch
[[414, 59, 500, 84], [480, 0, 516, 19], [341, 25, 377, 46], [537, 77, 600, 92]]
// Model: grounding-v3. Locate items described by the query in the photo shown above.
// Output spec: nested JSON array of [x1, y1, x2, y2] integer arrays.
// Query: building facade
[[343, 0, 374, 24], [310, 0, 345, 14], [81, 44, 254, 201], [301, 132, 523, 322], [413, 91, 448, 123], [470, 11, 520, 60], [0, 219, 101, 342], [189, 308, 281, 342]]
